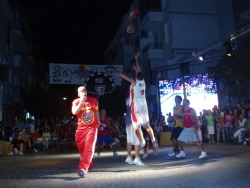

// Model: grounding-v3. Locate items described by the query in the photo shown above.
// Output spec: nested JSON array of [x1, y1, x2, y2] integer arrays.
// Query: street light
[[199, 54, 205, 61]]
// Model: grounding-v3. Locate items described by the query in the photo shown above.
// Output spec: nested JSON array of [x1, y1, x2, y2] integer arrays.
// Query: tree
[[24, 88, 69, 119], [207, 50, 250, 100]]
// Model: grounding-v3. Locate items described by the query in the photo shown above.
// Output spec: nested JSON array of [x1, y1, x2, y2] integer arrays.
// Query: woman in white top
[[232, 114, 246, 142]]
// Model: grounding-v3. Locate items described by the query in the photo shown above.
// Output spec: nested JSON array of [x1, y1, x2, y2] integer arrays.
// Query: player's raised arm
[[115, 69, 136, 87], [133, 51, 141, 74]]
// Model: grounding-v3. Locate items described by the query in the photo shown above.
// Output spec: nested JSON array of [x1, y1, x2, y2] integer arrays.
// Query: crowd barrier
[[0, 140, 10, 155]]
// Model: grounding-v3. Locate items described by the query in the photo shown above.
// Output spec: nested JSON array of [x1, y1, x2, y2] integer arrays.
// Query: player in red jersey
[[72, 86, 100, 178], [93, 109, 121, 158], [176, 99, 207, 159]]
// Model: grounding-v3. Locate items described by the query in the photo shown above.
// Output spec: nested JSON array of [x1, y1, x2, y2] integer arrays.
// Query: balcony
[[140, 11, 163, 32], [142, 43, 163, 59]]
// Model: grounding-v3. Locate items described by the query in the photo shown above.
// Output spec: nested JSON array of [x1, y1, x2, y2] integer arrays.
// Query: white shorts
[[177, 127, 200, 143], [131, 104, 149, 128], [126, 124, 140, 146]]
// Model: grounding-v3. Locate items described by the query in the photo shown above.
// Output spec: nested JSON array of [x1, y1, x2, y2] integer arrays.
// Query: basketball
[[126, 24, 135, 33]]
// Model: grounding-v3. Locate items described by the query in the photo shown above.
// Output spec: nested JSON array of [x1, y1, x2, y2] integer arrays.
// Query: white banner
[[49, 63, 123, 86]]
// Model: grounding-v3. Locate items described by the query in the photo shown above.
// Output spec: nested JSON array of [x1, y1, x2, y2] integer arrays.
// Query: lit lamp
[[199, 54, 205, 61], [63, 97, 67, 100]]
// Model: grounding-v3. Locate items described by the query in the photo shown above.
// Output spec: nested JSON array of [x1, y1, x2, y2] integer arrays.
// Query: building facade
[[105, 0, 237, 114], [0, 0, 42, 123]]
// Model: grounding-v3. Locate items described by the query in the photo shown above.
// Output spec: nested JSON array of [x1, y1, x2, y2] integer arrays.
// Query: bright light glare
[[199, 56, 204, 61], [63, 97, 67, 100]]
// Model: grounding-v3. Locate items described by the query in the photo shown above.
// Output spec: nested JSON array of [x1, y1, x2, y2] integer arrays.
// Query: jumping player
[[125, 86, 145, 166], [72, 86, 100, 178], [115, 51, 158, 155]]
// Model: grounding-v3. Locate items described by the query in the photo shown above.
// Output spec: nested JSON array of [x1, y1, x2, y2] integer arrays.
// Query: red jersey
[[98, 116, 109, 136], [33, 132, 42, 139], [72, 96, 99, 130], [182, 108, 195, 128]]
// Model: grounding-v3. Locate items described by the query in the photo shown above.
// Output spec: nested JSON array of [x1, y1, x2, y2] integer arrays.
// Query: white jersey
[[133, 79, 147, 105], [130, 79, 149, 128]]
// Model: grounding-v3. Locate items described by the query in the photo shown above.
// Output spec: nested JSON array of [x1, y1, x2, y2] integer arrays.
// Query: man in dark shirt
[[8, 134, 24, 155]]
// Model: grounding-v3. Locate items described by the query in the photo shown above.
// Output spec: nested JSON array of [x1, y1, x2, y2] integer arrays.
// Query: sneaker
[[176, 151, 185, 158], [199, 151, 207, 159], [33, 148, 38, 153], [8, 152, 13, 156], [140, 140, 145, 150], [168, 150, 176, 157], [243, 141, 247, 146], [93, 153, 100, 159], [152, 140, 159, 156], [133, 158, 145, 166], [113, 152, 121, 157], [143, 144, 149, 159], [125, 156, 134, 165], [19, 151, 23, 156], [78, 169, 85, 178]]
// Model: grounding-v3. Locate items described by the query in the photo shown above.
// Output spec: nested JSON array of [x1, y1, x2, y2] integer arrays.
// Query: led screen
[[159, 74, 218, 117]]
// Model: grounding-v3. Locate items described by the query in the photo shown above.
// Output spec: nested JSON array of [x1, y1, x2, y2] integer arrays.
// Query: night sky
[[20, 0, 133, 115], [20, 0, 133, 65]]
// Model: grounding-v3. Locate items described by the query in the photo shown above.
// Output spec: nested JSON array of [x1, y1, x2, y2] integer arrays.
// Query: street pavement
[[0, 142, 250, 188]]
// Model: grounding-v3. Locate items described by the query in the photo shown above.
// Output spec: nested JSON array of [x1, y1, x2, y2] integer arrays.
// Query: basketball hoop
[[95, 85, 106, 96]]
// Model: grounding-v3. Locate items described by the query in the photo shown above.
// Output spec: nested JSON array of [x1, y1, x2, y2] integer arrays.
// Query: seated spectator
[[33, 128, 42, 152], [8, 134, 24, 155], [51, 128, 59, 150], [232, 114, 246, 143], [19, 128, 32, 153], [42, 128, 51, 150], [243, 117, 250, 145]]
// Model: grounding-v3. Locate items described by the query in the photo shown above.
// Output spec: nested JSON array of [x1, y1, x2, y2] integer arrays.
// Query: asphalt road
[[0, 142, 250, 188]]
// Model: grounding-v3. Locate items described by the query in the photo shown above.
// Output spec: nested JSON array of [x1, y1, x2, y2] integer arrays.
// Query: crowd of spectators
[[4, 116, 78, 155], [143, 99, 250, 147], [3, 98, 250, 156]]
